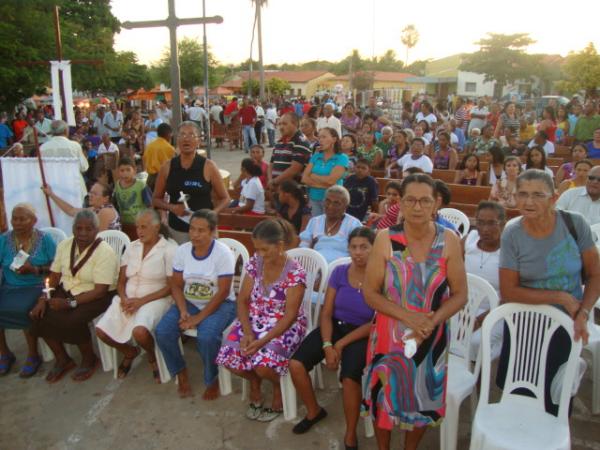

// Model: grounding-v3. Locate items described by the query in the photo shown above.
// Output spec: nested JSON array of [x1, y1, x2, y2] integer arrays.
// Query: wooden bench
[[376, 178, 492, 204], [449, 202, 520, 221], [218, 213, 273, 231]]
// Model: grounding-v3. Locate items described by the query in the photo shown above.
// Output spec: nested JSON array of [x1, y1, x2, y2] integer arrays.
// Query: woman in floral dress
[[217, 219, 307, 422]]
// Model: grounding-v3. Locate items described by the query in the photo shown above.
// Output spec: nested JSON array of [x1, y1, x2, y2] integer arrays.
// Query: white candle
[[178, 191, 190, 210], [42, 277, 54, 300]]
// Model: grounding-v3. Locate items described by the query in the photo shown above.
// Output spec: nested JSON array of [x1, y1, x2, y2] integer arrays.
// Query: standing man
[[363, 96, 383, 120], [239, 97, 257, 153], [468, 98, 489, 133], [156, 101, 173, 126], [254, 98, 265, 146], [268, 112, 311, 195], [186, 101, 208, 139], [93, 106, 108, 138], [316, 104, 342, 136], [143, 123, 175, 191], [103, 102, 123, 144], [265, 104, 278, 148], [573, 100, 600, 143], [33, 109, 52, 144]]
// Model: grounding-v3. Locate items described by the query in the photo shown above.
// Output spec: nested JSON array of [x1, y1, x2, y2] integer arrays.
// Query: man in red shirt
[[238, 97, 257, 153]]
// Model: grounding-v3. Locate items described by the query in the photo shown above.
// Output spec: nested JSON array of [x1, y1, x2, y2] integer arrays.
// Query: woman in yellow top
[[30, 210, 119, 383]]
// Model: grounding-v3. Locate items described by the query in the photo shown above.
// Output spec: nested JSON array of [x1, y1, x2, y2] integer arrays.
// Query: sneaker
[[245, 402, 263, 420], [256, 407, 282, 422]]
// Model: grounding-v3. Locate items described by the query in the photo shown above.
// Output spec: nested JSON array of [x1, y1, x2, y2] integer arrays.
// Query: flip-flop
[[256, 407, 283, 422], [19, 356, 42, 378], [117, 347, 140, 379], [46, 360, 76, 384], [0, 353, 16, 376], [245, 402, 263, 420], [72, 358, 100, 382]]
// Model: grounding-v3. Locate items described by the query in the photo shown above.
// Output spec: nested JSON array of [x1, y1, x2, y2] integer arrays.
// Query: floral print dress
[[216, 255, 307, 376]]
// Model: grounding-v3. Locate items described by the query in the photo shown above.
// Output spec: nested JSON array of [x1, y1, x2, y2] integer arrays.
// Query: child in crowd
[[227, 158, 265, 215], [357, 132, 383, 169], [340, 134, 358, 172], [523, 146, 554, 179], [343, 158, 379, 221], [113, 157, 152, 240], [454, 153, 483, 185], [368, 181, 402, 230], [249, 144, 269, 188]]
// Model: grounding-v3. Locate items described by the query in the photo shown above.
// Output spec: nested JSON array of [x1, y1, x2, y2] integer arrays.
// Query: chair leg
[[91, 319, 113, 372], [593, 343, 600, 415], [241, 379, 249, 401], [441, 395, 460, 450], [154, 344, 172, 384], [219, 366, 233, 396], [38, 338, 54, 362], [364, 416, 374, 438], [280, 373, 297, 421]]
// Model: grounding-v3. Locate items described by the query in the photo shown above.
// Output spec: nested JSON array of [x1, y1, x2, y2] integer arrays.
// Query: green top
[[573, 115, 600, 142], [113, 179, 152, 224]]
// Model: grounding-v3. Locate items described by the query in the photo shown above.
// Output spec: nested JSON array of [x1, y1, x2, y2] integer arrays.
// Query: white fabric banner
[[50, 60, 76, 127], [1, 157, 83, 236]]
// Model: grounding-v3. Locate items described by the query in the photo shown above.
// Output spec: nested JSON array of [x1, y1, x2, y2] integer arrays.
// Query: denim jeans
[[242, 125, 257, 152], [267, 128, 275, 147], [155, 300, 236, 386]]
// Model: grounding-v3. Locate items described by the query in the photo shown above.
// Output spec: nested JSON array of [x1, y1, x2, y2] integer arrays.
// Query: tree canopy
[[459, 33, 539, 92], [557, 43, 600, 97]]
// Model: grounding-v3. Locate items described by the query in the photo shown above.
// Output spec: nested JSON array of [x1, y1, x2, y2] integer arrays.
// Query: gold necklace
[[326, 218, 341, 236], [14, 233, 33, 253]]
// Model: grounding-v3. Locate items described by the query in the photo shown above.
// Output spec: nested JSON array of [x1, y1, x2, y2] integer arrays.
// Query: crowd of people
[[0, 91, 600, 449]]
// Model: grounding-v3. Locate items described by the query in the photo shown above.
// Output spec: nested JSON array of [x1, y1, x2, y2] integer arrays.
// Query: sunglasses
[[588, 176, 600, 182]]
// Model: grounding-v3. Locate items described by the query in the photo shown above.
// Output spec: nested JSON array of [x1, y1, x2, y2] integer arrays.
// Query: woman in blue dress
[[0, 204, 57, 377]]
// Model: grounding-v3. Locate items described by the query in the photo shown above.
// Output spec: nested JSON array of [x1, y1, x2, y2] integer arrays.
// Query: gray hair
[[73, 209, 99, 230], [381, 126, 393, 135], [136, 208, 161, 225], [177, 120, 201, 137], [13, 202, 36, 218], [50, 120, 68, 136], [517, 169, 555, 194], [190, 209, 218, 231], [325, 185, 350, 205]]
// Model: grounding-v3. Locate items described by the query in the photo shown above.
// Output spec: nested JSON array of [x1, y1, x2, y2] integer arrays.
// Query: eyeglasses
[[476, 219, 502, 228], [401, 197, 435, 208], [516, 191, 552, 201], [588, 176, 600, 182], [178, 132, 199, 139]]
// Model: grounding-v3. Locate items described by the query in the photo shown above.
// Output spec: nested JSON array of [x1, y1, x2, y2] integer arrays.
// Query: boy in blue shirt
[[344, 158, 379, 221]]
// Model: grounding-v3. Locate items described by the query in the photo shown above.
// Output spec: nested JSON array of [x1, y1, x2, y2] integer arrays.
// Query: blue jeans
[[242, 125, 257, 152], [267, 128, 275, 147], [155, 300, 236, 386]]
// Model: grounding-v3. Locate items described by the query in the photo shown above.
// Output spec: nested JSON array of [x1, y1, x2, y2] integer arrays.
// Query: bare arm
[[42, 185, 81, 217], [191, 276, 233, 324], [236, 275, 254, 336], [206, 160, 230, 213], [73, 283, 110, 305], [319, 285, 337, 343], [448, 150, 458, 171], [273, 160, 304, 185], [303, 165, 346, 188]]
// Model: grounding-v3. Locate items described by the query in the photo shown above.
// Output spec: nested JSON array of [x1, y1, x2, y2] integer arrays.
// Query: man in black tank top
[[152, 122, 230, 243]]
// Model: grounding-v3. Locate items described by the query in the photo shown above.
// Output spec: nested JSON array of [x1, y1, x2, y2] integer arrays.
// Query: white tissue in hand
[[402, 328, 418, 359]]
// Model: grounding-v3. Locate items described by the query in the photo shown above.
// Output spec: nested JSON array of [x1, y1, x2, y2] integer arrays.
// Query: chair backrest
[[449, 274, 499, 371], [97, 230, 131, 261], [218, 237, 250, 295], [287, 248, 329, 331], [590, 223, 600, 243], [40, 227, 68, 245], [478, 303, 582, 422], [438, 207, 471, 238], [313, 256, 353, 326]]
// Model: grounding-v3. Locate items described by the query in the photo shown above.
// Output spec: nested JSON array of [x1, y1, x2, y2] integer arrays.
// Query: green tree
[[460, 33, 539, 96], [266, 77, 291, 96], [152, 37, 219, 91], [557, 43, 600, 97], [241, 79, 260, 97], [374, 49, 405, 72], [405, 60, 428, 76], [352, 71, 375, 91]]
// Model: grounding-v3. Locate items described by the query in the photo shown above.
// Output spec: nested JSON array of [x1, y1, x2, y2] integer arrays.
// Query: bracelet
[[322, 341, 333, 349], [578, 307, 590, 319]]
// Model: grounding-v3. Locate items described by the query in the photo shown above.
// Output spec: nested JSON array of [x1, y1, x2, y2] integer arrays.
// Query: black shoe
[[292, 408, 327, 434], [345, 445, 358, 450]]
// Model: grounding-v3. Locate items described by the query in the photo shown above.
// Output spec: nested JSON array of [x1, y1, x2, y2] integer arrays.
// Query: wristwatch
[[68, 298, 78, 309]]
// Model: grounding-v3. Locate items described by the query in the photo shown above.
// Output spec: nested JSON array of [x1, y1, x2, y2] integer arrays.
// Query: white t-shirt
[[239, 176, 265, 214], [397, 153, 433, 173], [468, 106, 489, 132], [415, 112, 437, 126], [172, 240, 235, 309], [521, 163, 554, 178], [528, 139, 555, 156], [98, 141, 119, 155], [265, 107, 278, 130]]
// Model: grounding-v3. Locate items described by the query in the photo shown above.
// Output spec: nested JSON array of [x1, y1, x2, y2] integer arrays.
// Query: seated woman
[[556, 144, 588, 185], [226, 158, 265, 215], [95, 209, 176, 381], [463, 201, 505, 360], [367, 181, 402, 230], [522, 146, 554, 179], [275, 180, 311, 234], [489, 156, 521, 209], [0, 204, 57, 377], [30, 210, 119, 383], [454, 153, 483, 186], [155, 209, 236, 400], [289, 227, 375, 449], [557, 159, 592, 196], [299, 186, 362, 264], [43, 182, 121, 231], [216, 220, 307, 422]]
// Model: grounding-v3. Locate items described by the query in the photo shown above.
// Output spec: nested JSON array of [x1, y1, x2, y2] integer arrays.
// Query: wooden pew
[[218, 213, 273, 231], [449, 202, 520, 221], [377, 178, 492, 204], [431, 169, 457, 183]]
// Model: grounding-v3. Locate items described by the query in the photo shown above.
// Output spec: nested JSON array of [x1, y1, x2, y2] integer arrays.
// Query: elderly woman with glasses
[[299, 185, 362, 264], [362, 174, 467, 450], [498, 169, 600, 415], [152, 121, 230, 244]]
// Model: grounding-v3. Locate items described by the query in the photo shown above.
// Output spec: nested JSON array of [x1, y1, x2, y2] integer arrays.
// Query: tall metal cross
[[121, 0, 223, 132]]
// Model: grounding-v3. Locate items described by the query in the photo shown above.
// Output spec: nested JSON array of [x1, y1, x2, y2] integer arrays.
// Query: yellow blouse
[[50, 237, 118, 295]]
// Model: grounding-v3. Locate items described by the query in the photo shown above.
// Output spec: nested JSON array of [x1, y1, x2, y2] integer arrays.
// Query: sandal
[[117, 347, 140, 379], [46, 359, 76, 383], [256, 407, 282, 422], [245, 402, 263, 420], [292, 408, 328, 434], [19, 356, 42, 378], [0, 353, 16, 376], [147, 356, 161, 384], [72, 358, 100, 382]]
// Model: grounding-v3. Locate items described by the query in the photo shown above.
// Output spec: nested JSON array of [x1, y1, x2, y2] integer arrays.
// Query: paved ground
[[2, 145, 600, 449]]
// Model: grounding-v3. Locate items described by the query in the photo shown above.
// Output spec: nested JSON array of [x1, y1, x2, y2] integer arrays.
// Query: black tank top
[[166, 154, 213, 232]]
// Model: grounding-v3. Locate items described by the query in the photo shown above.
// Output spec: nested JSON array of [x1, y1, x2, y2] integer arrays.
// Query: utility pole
[[202, 0, 211, 158], [256, 1, 265, 101]]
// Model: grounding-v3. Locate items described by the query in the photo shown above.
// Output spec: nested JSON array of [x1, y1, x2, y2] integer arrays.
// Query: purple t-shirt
[[329, 264, 374, 326]]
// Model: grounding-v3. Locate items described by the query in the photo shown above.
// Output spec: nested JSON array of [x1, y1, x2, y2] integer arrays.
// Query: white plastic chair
[[470, 304, 582, 450], [584, 300, 600, 414], [441, 274, 499, 450], [590, 222, 600, 243], [97, 230, 130, 262], [40, 227, 67, 244], [438, 207, 471, 239]]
